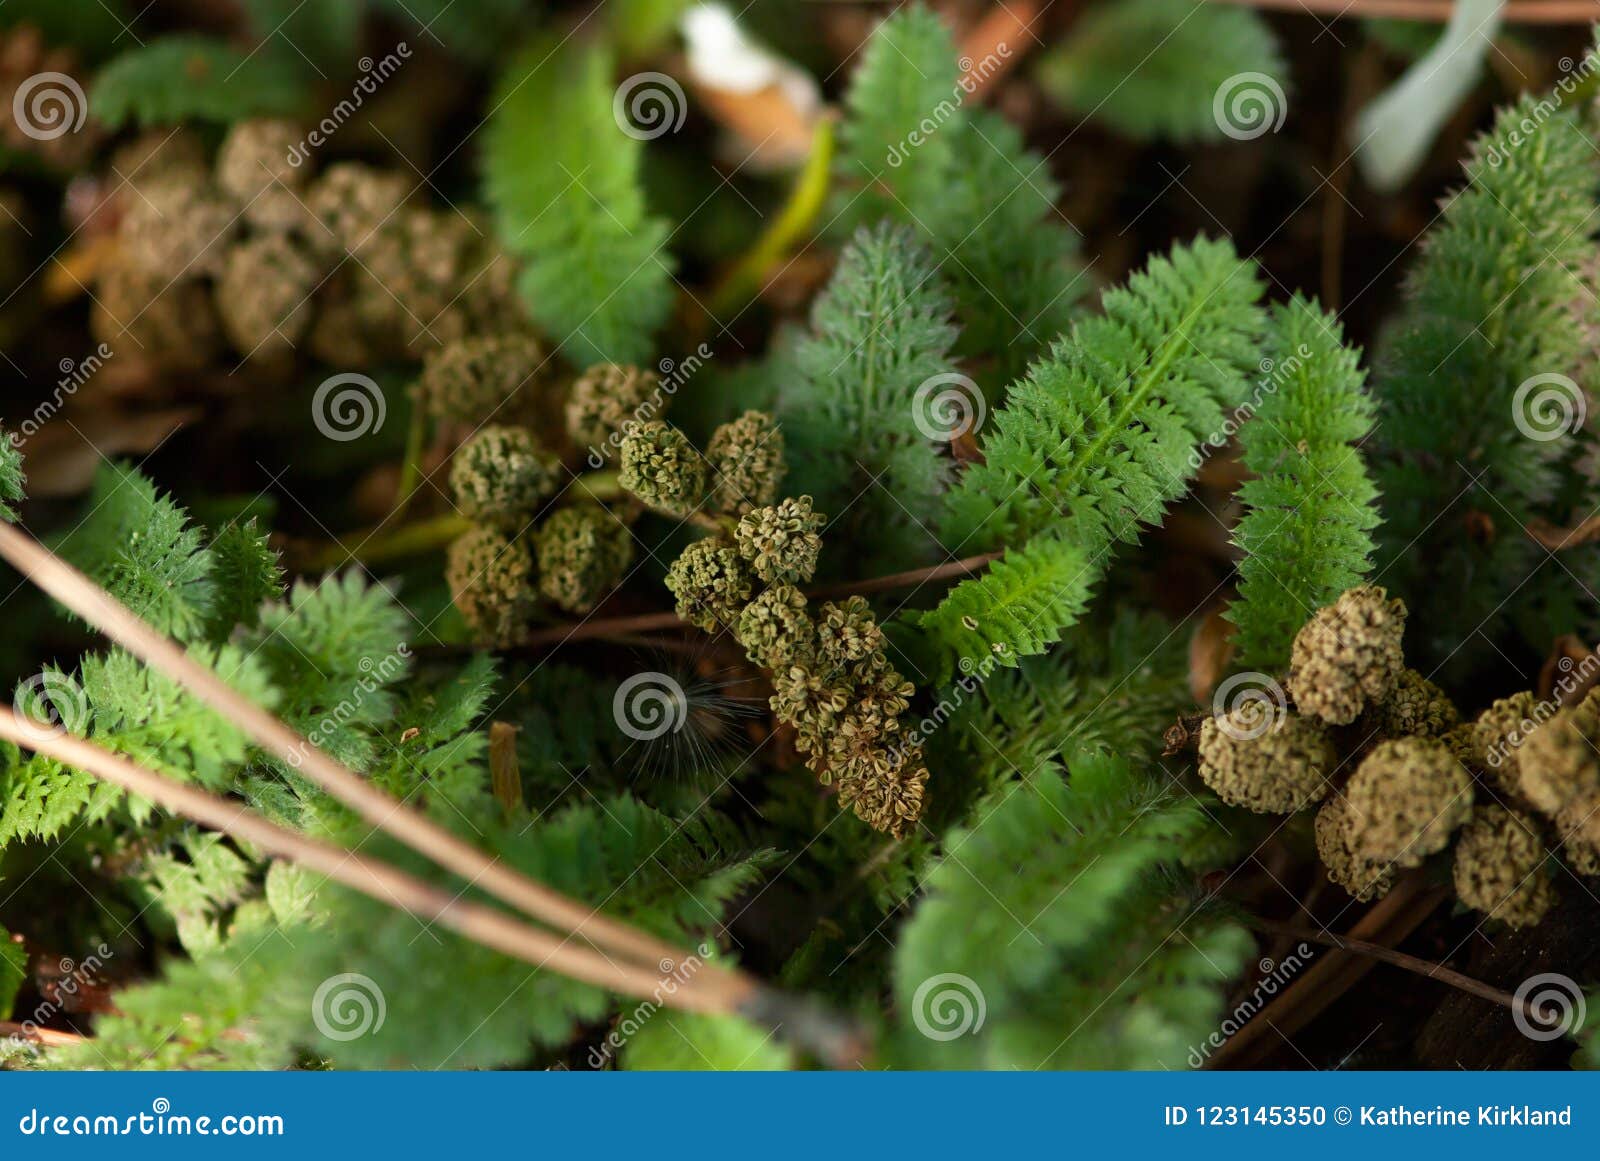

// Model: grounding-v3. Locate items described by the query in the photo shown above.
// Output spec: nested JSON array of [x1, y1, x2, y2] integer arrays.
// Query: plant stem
[[508, 550, 1002, 649], [299, 512, 474, 572], [390, 401, 428, 521], [1244, 916, 1534, 1020], [706, 115, 837, 320], [297, 469, 627, 571]]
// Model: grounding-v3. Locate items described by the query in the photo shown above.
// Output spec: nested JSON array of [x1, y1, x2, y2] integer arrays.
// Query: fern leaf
[[780, 223, 960, 572], [1373, 95, 1599, 668], [1226, 295, 1379, 671], [893, 752, 1248, 1068], [917, 533, 1092, 680], [836, 6, 1084, 374], [621, 1006, 795, 1071], [203, 518, 283, 638], [944, 237, 1265, 556], [0, 429, 22, 521], [484, 38, 674, 366], [92, 36, 306, 128], [56, 463, 217, 642], [1038, 0, 1285, 142]]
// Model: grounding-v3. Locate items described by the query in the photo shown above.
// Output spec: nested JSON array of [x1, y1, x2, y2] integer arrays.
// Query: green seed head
[[450, 425, 561, 525], [619, 421, 707, 517], [705, 411, 786, 516], [532, 506, 633, 614], [734, 496, 823, 584]]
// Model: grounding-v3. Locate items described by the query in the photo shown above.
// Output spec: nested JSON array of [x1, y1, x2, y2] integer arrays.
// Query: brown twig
[[1527, 514, 1600, 551], [512, 551, 1003, 649], [0, 709, 733, 1008], [1244, 916, 1534, 1019], [0, 521, 725, 993], [0, 1021, 86, 1047], [1206, 875, 1446, 1067], [1207, 0, 1600, 22]]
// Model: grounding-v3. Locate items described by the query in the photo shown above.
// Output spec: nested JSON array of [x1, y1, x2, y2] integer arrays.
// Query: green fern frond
[[1226, 295, 1380, 671], [944, 236, 1266, 555], [781, 222, 960, 572], [484, 38, 674, 366], [917, 534, 1093, 681], [892, 752, 1247, 1068], [622, 1005, 795, 1070], [836, 6, 1084, 375], [1038, 0, 1285, 142], [1373, 95, 1599, 668], [0, 430, 23, 521], [92, 36, 306, 128], [202, 519, 283, 638], [56, 463, 217, 642]]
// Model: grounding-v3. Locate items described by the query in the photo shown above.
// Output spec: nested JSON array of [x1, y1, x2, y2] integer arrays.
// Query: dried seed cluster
[[1199, 586, 1566, 926], [93, 120, 526, 369], [650, 420, 928, 837]]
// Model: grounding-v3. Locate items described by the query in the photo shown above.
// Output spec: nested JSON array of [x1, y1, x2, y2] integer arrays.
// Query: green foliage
[[484, 38, 674, 366], [916, 534, 1092, 681], [240, 0, 363, 73], [929, 238, 1265, 668], [202, 519, 283, 638], [0, 918, 23, 1018], [892, 753, 1249, 1068], [836, 6, 1084, 375], [0, 430, 22, 521], [944, 236, 1266, 555], [1038, 0, 1285, 141], [780, 224, 959, 573], [1373, 95, 1599, 669], [622, 1007, 795, 1070], [372, 0, 531, 62], [0, 0, 127, 62], [92, 36, 306, 128], [1226, 296, 1379, 672], [56, 463, 217, 642]]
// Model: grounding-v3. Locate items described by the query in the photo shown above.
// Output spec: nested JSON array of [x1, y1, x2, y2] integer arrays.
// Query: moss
[[705, 411, 785, 516], [1452, 805, 1553, 928], [450, 425, 560, 525], [1196, 704, 1334, 813], [1289, 585, 1406, 725], [532, 506, 633, 613], [446, 525, 535, 645], [734, 496, 823, 584], [1343, 736, 1473, 868]]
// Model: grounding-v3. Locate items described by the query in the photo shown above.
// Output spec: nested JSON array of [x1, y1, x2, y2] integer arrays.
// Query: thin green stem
[[390, 402, 428, 521]]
